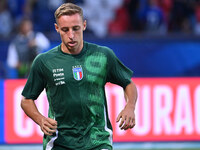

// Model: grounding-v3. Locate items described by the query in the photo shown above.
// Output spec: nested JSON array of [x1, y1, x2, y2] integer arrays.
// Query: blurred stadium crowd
[[0, 0, 200, 78], [1, 0, 200, 38]]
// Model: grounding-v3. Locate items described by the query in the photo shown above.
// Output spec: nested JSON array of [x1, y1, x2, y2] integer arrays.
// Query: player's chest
[[45, 54, 108, 86]]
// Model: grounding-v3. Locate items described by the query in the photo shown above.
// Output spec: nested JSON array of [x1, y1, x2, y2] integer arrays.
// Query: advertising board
[[4, 78, 200, 143]]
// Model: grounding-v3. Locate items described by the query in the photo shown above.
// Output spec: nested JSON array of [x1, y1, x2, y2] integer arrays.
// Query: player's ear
[[83, 20, 87, 31], [55, 23, 59, 33]]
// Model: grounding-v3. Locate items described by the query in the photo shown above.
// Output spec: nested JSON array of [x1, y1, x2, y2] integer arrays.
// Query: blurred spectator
[[144, 0, 166, 34], [168, 0, 194, 33], [1, 0, 200, 38], [81, 0, 123, 37], [108, 0, 131, 36], [127, 0, 145, 32], [23, 0, 84, 33], [23, 0, 56, 32], [194, 1, 200, 35], [0, 0, 13, 37], [7, 17, 50, 78], [159, 0, 173, 25], [7, 0, 24, 20]]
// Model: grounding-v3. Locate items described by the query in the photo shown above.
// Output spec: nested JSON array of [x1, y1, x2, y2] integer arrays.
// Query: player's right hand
[[40, 117, 57, 136]]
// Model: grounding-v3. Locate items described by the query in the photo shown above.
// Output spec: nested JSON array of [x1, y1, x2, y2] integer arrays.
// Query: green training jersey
[[22, 41, 133, 150]]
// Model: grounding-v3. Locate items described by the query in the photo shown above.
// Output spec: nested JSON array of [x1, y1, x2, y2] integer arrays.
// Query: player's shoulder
[[33, 45, 60, 63], [38, 45, 59, 58], [85, 41, 113, 54]]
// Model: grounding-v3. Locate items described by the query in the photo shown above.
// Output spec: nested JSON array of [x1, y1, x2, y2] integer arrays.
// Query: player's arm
[[116, 80, 137, 130], [21, 97, 57, 135]]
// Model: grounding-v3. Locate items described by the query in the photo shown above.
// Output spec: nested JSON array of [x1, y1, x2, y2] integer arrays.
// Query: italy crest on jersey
[[72, 66, 83, 81]]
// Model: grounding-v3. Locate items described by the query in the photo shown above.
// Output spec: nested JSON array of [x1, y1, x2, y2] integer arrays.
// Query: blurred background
[[0, 0, 200, 78], [0, 0, 200, 150]]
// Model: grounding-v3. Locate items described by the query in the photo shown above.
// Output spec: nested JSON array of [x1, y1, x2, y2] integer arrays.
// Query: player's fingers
[[116, 112, 122, 122], [43, 129, 52, 136], [44, 120, 57, 129], [41, 128, 48, 135], [122, 117, 136, 130], [43, 130, 53, 136], [125, 117, 131, 126], [42, 125, 56, 135], [119, 115, 126, 128], [122, 124, 129, 130], [41, 126, 52, 135], [129, 118, 136, 129], [121, 117, 131, 130], [47, 118, 57, 126]]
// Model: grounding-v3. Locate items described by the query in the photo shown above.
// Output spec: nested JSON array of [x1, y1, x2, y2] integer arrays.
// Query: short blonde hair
[[54, 3, 84, 23]]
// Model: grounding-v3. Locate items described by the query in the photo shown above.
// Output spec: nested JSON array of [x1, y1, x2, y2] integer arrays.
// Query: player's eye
[[61, 28, 69, 32], [73, 26, 80, 31]]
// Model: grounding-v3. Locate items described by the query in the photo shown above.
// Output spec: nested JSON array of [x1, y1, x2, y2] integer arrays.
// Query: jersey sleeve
[[22, 54, 46, 100], [106, 48, 133, 89]]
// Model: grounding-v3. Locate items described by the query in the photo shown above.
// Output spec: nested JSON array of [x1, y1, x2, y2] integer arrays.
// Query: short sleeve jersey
[[22, 41, 133, 150]]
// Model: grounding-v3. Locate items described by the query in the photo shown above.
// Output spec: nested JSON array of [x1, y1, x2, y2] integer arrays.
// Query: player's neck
[[61, 43, 83, 55]]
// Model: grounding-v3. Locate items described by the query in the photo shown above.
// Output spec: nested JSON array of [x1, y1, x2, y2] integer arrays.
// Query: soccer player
[[21, 3, 137, 150]]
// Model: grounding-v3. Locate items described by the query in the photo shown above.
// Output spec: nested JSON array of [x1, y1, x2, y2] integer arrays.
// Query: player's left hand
[[116, 104, 135, 130]]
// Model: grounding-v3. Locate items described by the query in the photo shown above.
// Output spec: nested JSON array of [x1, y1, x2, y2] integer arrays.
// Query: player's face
[[55, 13, 86, 54]]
